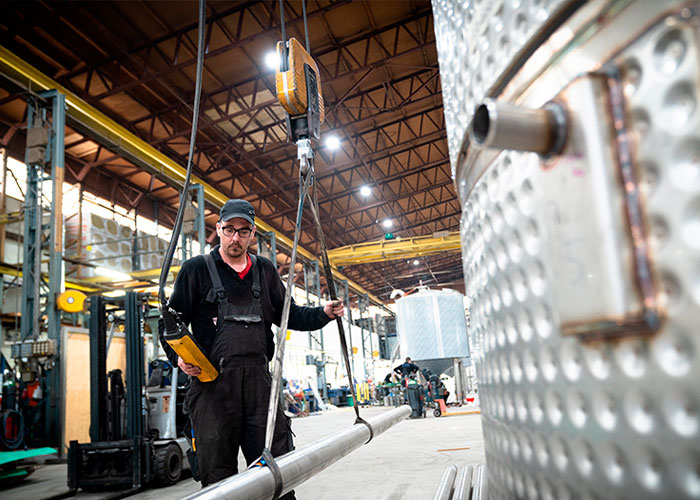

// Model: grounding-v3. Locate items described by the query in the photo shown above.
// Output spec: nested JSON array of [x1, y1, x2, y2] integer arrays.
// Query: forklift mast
[[69, 292, 151, 490]]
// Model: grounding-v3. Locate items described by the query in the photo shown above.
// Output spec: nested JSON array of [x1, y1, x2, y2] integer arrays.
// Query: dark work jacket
[[394, 362, 420, 377], [160, 245, 331, 366]]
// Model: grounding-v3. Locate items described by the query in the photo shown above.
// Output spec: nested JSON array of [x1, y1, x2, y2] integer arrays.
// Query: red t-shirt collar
[[237, 253, 252, 279]]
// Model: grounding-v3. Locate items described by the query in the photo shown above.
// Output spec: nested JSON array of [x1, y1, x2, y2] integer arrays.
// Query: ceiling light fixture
[[360, 185, 371, 197], [325, 135, 340, 150], [413, 259, 420, 266], [382, 219, 393, 228], [264, 51, 279, 71]]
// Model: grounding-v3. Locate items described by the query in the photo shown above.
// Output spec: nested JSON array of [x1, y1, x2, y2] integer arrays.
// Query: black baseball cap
[[219, 199, 255, 226]]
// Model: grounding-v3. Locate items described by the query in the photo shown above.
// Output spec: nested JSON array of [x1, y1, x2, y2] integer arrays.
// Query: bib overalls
[[187, 254, 294, 495]]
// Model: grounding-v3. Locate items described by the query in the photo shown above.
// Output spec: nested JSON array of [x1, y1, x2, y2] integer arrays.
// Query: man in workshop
[[160, 198, 344, 494], [394, 357, 420, 385]]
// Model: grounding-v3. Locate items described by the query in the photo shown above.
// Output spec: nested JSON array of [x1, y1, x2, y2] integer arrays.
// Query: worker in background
[[394, 357, 420, 378], [160, 199, 344, 495]]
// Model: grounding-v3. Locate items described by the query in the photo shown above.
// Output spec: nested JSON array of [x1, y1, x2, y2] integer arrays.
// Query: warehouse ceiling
[[0, 0, 463, 302]]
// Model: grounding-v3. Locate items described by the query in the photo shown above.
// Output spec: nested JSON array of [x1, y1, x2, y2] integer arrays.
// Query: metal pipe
[[183, 405, 411, 500], [472, 463, 488, 500], [453, 465, 474, 500], [453, 358, 463, 404], [433, 464, 458, 500], [470, 99, 567, 155]]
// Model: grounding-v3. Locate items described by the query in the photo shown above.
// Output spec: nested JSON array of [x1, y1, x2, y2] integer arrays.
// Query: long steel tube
[[183, 405, 411, 500], [433, 464, 458, 500], [453, 465, 474, 500], [470, 99, 567, 155], [472, 464, 488, 500]]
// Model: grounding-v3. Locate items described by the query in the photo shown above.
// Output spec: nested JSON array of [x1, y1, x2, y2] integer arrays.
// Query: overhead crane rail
[[0, 263, 98, 293], [327, 231, 461, 266]]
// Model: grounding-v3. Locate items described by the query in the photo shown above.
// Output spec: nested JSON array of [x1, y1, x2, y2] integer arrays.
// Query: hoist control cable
[[158, 0, 206, 344], [279, 0, 288, 72], [302, 0, 310, 52]]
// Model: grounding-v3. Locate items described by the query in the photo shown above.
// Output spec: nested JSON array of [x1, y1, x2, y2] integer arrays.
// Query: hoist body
[[162, 309, 219, 382], [276, 37, 324, 140]]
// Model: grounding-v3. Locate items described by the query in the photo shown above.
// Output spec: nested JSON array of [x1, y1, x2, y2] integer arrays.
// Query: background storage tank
[[433, 0, 700, 498], [396, 289, 470, 378]]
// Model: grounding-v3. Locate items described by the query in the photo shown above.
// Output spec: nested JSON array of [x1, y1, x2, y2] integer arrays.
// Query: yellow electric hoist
[[275, 36, 324, 140]]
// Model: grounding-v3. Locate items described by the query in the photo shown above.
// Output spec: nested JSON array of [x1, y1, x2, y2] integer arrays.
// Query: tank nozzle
[[470, 99, 567, 156]]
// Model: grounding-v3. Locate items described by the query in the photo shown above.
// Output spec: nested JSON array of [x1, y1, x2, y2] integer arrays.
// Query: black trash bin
[[405, 383, 425, 418]]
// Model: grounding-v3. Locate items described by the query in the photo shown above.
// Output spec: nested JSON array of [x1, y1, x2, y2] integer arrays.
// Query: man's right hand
[[178, 356, 202, 377]]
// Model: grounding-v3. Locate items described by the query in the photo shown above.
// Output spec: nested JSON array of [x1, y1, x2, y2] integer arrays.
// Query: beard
[[222, 241, 246, 259]]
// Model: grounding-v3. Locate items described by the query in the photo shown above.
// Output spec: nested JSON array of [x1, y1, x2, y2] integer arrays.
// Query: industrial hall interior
[[0, 0, 698, 499]]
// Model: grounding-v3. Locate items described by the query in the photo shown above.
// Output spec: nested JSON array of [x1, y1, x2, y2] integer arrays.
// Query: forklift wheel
[[433, 409, 442, 417], [153, 443, 183, 486]]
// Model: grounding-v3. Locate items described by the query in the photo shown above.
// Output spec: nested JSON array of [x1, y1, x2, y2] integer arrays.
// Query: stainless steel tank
[[432, 0, 700, 498], [396, 288, 470, 362]]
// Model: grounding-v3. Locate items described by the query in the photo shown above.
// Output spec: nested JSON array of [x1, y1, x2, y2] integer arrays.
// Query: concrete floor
[[2, 406, 484, 500]]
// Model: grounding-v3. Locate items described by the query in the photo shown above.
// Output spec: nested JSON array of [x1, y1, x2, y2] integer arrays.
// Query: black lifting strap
[[355, 415, 374, 444], [307, 182, 374, 444], [262, 447, 284, 500]]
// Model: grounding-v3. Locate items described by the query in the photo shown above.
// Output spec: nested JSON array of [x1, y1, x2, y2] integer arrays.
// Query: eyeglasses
[[220, 225, 253, 238]]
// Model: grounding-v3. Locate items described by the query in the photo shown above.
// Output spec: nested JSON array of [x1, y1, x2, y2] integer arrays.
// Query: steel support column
[[303, 261, 322, 352], [132, 208, 141, 271], [342, 280, 355, 377], [46, 91, 65, 449], [88, 295, 107, 442], [20, 90, 65, 449], [20, 158, 41, 342], [194, 183, 206, 256], [314, 260, 327, 401], [125, 292, 144, 439], [0, 147, 7, 262], [304, 262, 313, 349], [359, 294, 374, 380], [453, 358, 464, 405], [255, 230, 277, 265], [359, 293, 367, 379], [181, 183, 206, 260]]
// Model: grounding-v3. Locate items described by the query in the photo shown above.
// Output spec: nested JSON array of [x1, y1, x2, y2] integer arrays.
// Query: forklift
[[68, 292, 189, 491]]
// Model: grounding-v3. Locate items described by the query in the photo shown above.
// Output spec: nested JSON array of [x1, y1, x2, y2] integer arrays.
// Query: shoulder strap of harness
[[250, 254, 261, 299], [203, 253, 227, 305]]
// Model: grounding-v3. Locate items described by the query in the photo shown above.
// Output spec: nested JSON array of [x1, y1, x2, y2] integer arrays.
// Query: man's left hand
[[324, 299, 345, 319]]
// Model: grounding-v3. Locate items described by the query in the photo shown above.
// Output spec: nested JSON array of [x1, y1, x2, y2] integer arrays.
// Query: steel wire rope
[[262, 168, 314, 453], [307, 180, 374, 442], [269, 0, 374, 449], [158, 0, 206, 306]]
